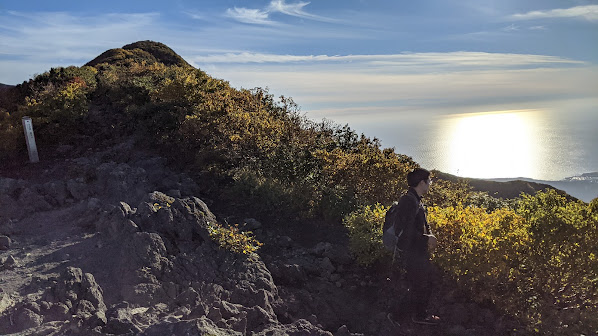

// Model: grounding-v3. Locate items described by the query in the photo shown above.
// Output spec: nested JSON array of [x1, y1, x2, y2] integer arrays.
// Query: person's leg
[[405, 253, 433, 320]]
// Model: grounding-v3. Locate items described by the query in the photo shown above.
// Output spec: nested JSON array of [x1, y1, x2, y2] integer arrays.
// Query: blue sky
[[0, 0, 597, 124]]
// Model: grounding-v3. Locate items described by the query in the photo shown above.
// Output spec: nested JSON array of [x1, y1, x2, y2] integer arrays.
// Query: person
[[388, 168, 440, 326]]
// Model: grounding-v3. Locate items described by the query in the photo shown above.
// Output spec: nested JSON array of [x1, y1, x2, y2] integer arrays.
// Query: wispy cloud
[[509, 5, 598, 21], [267, 0, 338, 22], [192, 51, 586, 70], [225, 7, 276, 25], [225, 0, 335, 25], [502, 24, 519, 32], [0, 11, 161, 61]]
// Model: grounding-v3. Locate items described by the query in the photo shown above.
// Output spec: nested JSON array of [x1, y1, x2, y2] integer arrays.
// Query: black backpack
[[382, 192, 420, 252]]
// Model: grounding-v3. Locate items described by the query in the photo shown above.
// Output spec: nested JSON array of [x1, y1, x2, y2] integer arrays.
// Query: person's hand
[[426, 234, 437, 251]]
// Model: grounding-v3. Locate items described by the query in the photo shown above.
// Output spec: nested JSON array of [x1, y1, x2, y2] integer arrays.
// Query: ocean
[[325, 105, 598, 201]]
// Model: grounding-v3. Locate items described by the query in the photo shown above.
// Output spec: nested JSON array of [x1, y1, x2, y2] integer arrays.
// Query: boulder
[[104, 302, 143, 335], [14, 307, 43, 330], [18, 187, 52, 213], [43, 267, 107, 327], [1, 255, 19, 270], [0, 235, 10, 250], [43, 181, 68, 206], [66, 179, 89, 200]]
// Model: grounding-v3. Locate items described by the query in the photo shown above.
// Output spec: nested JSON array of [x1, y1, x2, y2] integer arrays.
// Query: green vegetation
[[344, 188, 598, 334], [0, 41, 596, 334], [208, 223, 263, 255]]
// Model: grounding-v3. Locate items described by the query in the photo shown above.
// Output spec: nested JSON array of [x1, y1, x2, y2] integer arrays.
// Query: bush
[[342, 203, 389, 266], [208, 223, 263, 255]]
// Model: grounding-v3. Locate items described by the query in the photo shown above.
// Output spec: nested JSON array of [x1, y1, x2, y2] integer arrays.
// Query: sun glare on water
[[444, 110, 540, 179]]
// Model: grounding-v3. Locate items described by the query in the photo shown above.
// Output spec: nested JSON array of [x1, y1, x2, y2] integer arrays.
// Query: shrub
[[342, 203, 388, 266], [208, 223, 263, 255]]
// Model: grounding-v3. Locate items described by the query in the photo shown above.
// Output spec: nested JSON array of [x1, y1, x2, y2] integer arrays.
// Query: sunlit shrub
[[208, 223, 263, 255], [342, 203, 388, 266]]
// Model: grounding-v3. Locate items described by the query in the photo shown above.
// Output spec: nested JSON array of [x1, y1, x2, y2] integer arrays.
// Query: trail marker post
[[22, 116, 39, 163]]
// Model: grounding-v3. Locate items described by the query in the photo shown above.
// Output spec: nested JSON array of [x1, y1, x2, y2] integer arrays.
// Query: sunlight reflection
[[445, 110, 540, 179]]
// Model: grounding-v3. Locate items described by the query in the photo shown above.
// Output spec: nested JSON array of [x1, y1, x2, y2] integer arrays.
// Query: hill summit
[[85, 40, 192, 68]]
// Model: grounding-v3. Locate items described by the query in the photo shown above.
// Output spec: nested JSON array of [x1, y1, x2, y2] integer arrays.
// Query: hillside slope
[[0, 139, 521, 336]]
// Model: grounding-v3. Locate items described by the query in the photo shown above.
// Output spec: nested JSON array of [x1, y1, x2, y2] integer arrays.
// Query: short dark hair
[[407, 168, 430, 187]]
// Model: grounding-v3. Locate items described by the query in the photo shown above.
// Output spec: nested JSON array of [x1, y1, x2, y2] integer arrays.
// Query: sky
[[1, 0, 597, 179]]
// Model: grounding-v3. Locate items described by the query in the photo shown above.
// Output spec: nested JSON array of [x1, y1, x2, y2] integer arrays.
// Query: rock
[[319, 257, 335, 276], [14, 307, 43, 330], [0, 177, 19, 195], [279, 236, 293, 248], [0, 235, 10, 250], [67, 179, 89, 200], [44, 267, 107, 326], [2, 255, 19, 269], [269, 262, 307, 286], [96, 204, 139, 238], [310, 242, 353, 265], [43, 181, 68, 206], [140, 316, 243, 336], [166, 189, 182, 198], [133, 193, 215, 245], [104, 302, 143, 335], [243, 218, 262, 230], [335, 325, 351, 336], [254, 319, 333, 336], [87, 197, 102, 211], [18, 187, 52, 212], [330, 273, 341, 282], [311, 242, 332, 256], [44, 302, 70, 321], [0, 293, 14, 315]]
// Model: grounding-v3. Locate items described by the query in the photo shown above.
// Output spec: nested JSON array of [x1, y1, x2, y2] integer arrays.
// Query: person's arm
[[423, 206, 437, 251], [396, 195, 418, 251]]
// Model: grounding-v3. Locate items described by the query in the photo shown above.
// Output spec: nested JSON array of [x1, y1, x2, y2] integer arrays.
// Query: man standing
[[389, 168, 440, 325]]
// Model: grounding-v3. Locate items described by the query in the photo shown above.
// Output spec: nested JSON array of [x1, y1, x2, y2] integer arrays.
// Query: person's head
[[407, 168, 432, 195]]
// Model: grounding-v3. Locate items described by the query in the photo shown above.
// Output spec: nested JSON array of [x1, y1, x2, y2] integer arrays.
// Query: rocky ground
[[0, 139, 525, 335]]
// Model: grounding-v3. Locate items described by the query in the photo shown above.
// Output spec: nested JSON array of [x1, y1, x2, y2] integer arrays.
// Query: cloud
[[502, 24, 519, 32], [267, 0, 337, 22], [509, 5, 598, 21], [225, 0, 335, 25], [224, 7, 275, 25], [207, 64, 598, 124], [192, 51, 586, 71], [194, 51, 597, 124], [0, 11, 161, 62]]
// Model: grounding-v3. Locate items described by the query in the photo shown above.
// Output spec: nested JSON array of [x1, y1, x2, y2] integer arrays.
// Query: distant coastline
[[489, 173, 598, 203], [435, 171, 598, 203]]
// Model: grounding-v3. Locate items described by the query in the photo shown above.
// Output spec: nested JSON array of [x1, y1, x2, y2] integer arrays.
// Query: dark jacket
[[396, 187, 431, 256]]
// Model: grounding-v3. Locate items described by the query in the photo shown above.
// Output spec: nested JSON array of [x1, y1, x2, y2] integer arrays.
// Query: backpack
[[382, 193, 420, 252]]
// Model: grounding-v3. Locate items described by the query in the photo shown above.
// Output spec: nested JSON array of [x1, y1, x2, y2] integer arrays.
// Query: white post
[[22, 116, 39, 163]]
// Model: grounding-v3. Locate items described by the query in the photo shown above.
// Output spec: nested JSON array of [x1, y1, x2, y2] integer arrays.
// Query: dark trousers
[[390, 251, 437, 319]]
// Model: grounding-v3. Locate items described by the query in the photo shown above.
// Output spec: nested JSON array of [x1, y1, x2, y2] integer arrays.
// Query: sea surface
[[323, 105, 597, 201]]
